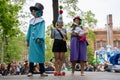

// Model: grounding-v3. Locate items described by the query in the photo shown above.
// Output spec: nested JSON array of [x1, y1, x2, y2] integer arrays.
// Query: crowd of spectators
[[0, 60, 29, 76], [74, 61, 112, 72], [0, 60, 55, 76], [0, 60, 114, 76]]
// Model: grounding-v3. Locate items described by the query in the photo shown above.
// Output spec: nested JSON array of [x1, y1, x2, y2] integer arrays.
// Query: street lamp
[[105, 24, 110, 45]]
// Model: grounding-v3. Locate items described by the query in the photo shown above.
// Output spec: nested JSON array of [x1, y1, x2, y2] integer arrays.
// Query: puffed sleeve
[[51, 29, 55, 39], [36, 21, 45, 40]]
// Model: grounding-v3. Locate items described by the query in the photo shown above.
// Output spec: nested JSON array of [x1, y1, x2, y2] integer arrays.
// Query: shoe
[[27, 73, 33, 77], [61, 72, 66, 76], [54, 71, 58, 76], [41, 73, 48, 77]]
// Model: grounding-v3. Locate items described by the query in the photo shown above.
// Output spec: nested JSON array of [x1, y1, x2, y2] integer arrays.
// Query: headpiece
[[73, 16, 82, 25], [57, 5, 63, 22], [30, 3, 44, 12]]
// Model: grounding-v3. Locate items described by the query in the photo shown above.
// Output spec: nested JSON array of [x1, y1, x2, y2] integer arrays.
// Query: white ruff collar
[[30, 17, 44, 25]]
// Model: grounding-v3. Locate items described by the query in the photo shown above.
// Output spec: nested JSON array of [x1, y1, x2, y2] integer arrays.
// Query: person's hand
[[50, 26, 54, 30], [73, 22, 78, 26], [37, 39, 41, 43], [83, 27, 88, 35], [71, 32, 77, 36]]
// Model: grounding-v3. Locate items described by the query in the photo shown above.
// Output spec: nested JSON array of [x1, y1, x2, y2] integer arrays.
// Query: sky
[[22, 0, 120, 30]]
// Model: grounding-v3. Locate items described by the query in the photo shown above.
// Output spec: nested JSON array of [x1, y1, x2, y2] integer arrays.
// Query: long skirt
[[70, 36, 87, 62]]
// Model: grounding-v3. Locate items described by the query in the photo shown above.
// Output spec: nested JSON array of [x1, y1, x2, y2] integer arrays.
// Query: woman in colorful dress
[[70, 16, 88, 76]]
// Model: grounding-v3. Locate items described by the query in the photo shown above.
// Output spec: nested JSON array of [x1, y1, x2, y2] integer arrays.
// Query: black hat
[[30, 3, 44, 12]]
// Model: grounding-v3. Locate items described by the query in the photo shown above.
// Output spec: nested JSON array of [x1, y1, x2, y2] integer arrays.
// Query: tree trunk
[[52, 0, 58, 27], [1, 37, 4, 63]]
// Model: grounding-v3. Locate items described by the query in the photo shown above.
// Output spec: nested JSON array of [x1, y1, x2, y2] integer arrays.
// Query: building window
[[97, 41, 107, 49], [97, 41, 101, 49], [118, 41, 120, 47], [114, 40, 120, 47], [102, 41, 107, 48], [114, 41, 117, 47]]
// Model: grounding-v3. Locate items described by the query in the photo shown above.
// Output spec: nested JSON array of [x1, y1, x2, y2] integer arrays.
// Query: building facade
[[94, 14, 120, 50]]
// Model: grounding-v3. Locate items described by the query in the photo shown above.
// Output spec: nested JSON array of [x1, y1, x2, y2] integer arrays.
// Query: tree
[[0, 0, 26, 63], [4, 33, 26, 64], [52, 0, 58, 27], [82, 11, 97, 28]]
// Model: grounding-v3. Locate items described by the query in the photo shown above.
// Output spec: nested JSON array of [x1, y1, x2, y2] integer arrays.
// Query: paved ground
[[0, 71, 120, 80]]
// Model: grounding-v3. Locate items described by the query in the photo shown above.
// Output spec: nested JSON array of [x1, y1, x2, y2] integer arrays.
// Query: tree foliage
[[4, 33, 26, 64], [45, 25, 54, 62], [0, 0, 26, 63], [82, 11, 97, 28]]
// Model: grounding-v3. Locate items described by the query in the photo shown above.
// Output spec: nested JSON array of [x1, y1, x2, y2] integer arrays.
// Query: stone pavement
[[0, 71, 120, 80]]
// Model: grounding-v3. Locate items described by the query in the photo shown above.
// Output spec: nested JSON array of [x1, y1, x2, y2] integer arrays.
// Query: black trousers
[[29, 62, 45, 74]]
